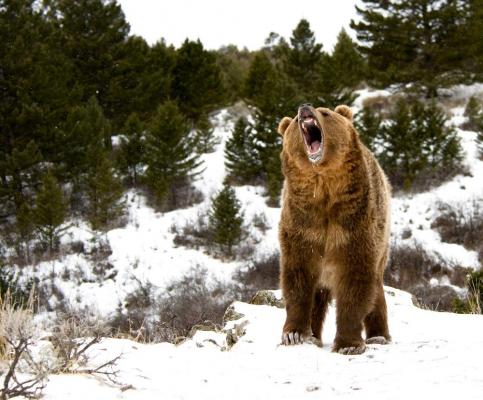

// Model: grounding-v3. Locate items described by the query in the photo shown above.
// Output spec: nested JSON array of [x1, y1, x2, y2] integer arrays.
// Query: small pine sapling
[[208, 183, 244, 257]]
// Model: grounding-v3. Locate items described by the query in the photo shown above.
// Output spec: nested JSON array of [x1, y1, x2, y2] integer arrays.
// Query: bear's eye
[[316, 108, 330, 117]]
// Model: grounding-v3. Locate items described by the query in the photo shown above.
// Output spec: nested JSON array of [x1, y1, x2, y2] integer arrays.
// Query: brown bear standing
[[277, 104, 391, 355]]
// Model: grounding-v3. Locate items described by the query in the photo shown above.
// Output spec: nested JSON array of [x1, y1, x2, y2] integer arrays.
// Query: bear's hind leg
[[364, 284, 391, 344], [332, 275, 375, 355], [311, 287, 332, 341]]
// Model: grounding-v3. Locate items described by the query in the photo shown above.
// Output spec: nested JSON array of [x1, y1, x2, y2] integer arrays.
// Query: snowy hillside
[[14, 84, 482, 315], [41, 288, 483, 400], [2, 83, 483, 400]]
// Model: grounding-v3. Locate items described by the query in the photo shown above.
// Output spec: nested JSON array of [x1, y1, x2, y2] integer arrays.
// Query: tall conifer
[[225, 117, 262, 184], [86, 148, 125, 231], [33, 171, 68, 253], [171, 40, 224, 124], [118, 113, 144, 186], [143, 101, 202, 209]]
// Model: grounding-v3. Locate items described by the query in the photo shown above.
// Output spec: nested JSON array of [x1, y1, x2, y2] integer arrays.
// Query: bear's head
[[278, 104, 355, 170]]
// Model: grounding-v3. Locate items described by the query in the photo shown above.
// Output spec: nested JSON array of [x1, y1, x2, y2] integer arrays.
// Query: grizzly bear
[[277, 104, 391, 355]]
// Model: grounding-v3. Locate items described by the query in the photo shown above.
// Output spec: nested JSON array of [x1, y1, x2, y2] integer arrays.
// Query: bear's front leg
[[280, 251, 317, 345], [332, 273, 376, 355]]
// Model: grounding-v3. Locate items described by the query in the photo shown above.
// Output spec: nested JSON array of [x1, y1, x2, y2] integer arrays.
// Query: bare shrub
[[109, 267, 239, 343], [34, 280, 67, 313], [251, 212, 270, 234], [407, 164, 469, 193], [87, 235, 117, 282], [144, 181, 204, 213], [361, 93, 406, 118], [171, 210, 212, 251], [108, 277, 160, 343], [384, 242, 464, 311], [431, 200, 483, 252], [156, 266, 237, 341], [50, 311, 120, 382], [235, 253, 280, 301], [69, 240, 85, 255], [0, 291, 47, 400]]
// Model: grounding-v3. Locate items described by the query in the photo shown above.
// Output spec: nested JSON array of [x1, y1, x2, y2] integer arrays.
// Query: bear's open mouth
[[298, 112, 323, 163]]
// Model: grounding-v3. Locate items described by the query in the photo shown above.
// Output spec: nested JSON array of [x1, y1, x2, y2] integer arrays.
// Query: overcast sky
[[117, 0, 359, 51]]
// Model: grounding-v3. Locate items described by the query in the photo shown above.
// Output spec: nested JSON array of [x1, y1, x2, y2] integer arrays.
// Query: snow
[[41, 288, 483, 400]]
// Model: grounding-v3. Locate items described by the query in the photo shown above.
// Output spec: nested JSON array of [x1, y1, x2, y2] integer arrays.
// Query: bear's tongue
[[310, 140, 321, 153]]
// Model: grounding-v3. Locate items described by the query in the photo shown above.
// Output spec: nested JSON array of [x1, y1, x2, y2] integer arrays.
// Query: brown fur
[[278, 105, 391, 354]]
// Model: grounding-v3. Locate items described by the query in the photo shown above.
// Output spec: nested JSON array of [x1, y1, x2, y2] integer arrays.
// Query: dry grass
[[0, 290, 47, 399]]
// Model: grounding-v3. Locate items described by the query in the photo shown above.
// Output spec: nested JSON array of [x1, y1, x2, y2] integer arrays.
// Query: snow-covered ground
[[41, 288, 483, 400]]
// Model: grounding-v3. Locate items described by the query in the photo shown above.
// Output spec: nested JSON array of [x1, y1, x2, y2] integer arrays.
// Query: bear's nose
[[298, 103, 313, 119], [299, 103, 312, 109]]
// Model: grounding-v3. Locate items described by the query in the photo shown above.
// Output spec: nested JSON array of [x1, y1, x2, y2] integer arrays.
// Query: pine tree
[[380, 99, 463, 190], [464, 96, 483, 132], [106, 36, 151, 128], [316, 53, 358, 108], [0, 0, 74, 215], [463, 97, 483, 159], [215, 45, 253, 103], [380, 100, 423, 189], [143, 101, 202, 209], [225, 117, 262, 184], [244, 51, 295, 205], [61, 96, 111, 189], [278, 19, 324, 99], [15, 202, 34, 264], [118, 113, 144, 185], [351, 0, 470, 95], [208, 183, 244, 257], [0, 141, 43, 214], [171, 40, 225, 124], [419, 102, 462, 170], [45, 0, 130, 115], [354, 106, 382, 150], [330, 29, 366, 89], [86, 148, 125, 231], [465, 0, 483, 79], [141, 40, 177, 117], [265, 154, 283, 207], [194, 114, 220, 155], [33, 171, 68, 253]]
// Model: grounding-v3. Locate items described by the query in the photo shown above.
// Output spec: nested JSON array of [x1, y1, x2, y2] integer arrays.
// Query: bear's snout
[[298, 103, 314, 119]]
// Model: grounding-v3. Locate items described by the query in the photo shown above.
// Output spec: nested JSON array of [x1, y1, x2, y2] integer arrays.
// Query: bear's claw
[[281, 332, 323, 346], [282, 331, 303, 345], [365, 336, 389, 345], [281, 331, 306, 345], [336, 344, 366, 355]]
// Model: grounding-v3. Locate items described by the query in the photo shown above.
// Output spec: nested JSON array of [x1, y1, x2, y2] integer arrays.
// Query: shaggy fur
[[278, 104, 391, 355]]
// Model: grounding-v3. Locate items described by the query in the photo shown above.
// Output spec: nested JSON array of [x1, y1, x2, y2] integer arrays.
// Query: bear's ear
[[334, 105, 353, 122], [278, 117, 293, 136]]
